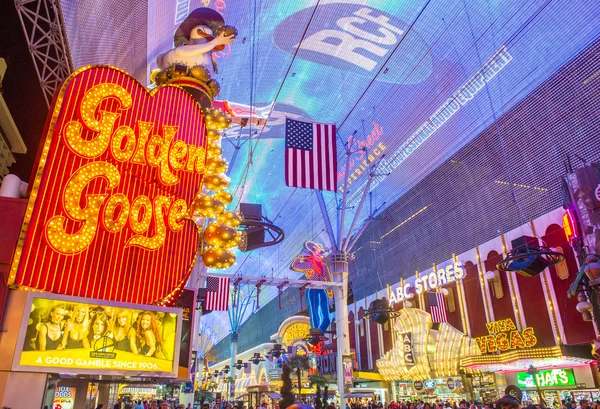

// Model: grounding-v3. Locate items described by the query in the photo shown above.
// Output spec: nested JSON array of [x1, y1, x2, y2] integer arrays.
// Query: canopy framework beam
[[214, 273, 343, 290], [15, 0, 73, 107]]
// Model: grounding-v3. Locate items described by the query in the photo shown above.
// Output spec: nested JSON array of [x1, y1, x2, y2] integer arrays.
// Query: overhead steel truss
[[14, 0, 73, 107]]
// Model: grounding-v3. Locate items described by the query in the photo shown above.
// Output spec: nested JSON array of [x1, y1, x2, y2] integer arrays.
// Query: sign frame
[[11, 291, 183, 377], [515, 368, 576, 389]]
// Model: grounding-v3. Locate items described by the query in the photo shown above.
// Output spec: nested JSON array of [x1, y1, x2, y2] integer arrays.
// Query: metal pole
[[346, 218, 371, 253], [337, 150, 352, 251], [327, 252, 350, 409], [316, 190, 337, 248], [342, 175, 375, 251]]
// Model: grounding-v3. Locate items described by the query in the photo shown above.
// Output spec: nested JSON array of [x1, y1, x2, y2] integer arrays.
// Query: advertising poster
[[174, 288, 196, 379], [342, 354, 354, 391], [53, 386, 76, 409], [401, 332, 415, 368], [13, 293, 181, 376]]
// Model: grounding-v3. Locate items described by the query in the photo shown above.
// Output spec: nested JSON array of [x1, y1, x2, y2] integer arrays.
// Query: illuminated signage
[[10, 66, 207, 304], [389, 261, 464, 304], [13, 293, 182, 377], [401, 332, 415, 368], [174, 289, 195, 379], [53, 386, 76, 409], [516, 368, 575, 388], [338, 122, 386, 191], [563, 209, 579, 241], [413, 381, 424, 391], [475, 318, 537, 353], [282, 322, 311, 346], [424, 380, 435, 389]]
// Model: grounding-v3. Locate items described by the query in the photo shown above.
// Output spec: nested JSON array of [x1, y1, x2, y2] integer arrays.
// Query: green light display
[[516, 368, 576, 388]]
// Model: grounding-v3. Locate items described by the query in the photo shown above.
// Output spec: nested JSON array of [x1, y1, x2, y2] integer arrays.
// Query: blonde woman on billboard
[[111, 309, 136, 352], [57, 303, 89, 350], [37, 303, 67, 350], [83, 311, 112, 350], [135, 311, 166, 359]]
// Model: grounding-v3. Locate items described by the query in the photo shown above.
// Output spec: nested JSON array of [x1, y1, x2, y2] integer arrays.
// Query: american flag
[[205, 275, 230, 311], [285, 118, 337, 192], [428, 292, 448, 323]]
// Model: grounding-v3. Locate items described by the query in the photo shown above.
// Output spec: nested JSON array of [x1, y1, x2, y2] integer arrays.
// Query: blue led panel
[[58, 0, 600, 336]]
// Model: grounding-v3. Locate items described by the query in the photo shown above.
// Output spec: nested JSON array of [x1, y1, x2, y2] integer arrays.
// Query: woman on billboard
[[83, 311, 112, 351], [112, 309, 136, 352], [57, 304, 89, 350], [135, 311, 166, 359], [37, 303, 67, 350]]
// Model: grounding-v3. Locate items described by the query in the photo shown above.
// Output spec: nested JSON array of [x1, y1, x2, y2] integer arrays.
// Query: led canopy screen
[[13, 293, 182, 377]]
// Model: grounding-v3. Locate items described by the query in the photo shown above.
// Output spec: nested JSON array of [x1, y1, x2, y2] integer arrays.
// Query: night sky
[[0, 1, 49, 182]]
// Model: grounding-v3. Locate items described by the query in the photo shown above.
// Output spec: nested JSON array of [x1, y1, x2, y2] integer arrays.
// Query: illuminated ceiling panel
[[58, 0, 600, 335]]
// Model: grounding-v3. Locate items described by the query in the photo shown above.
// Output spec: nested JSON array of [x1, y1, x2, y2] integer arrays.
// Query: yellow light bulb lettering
[[46, 162, 120, 254], [103, 193, 130, 232], [169, 140, 188, 171], [186, 144, 207, 174], [129, 196, 152, 234], [64, 84, 132, 158], [169, 199, 188, 232], [127, 195, 171, 250], [131, 121, 154, 164], [110, 125, 137, 162]]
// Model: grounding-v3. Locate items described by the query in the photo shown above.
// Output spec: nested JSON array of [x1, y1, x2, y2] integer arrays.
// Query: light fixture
[[248, 352, 265, 365], [268, 344, 284, 358], [497, 236, 564, 277], [302, 328, 328, 347], [364, 298, 401, 325], [575, 292, 593, 321], [237, 203, 285, 252]]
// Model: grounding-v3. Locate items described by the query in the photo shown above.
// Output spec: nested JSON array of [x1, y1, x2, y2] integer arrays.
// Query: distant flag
[[284, 118, 337, 192], [428, 292, 448, 323], [205, 275, 231, 311]]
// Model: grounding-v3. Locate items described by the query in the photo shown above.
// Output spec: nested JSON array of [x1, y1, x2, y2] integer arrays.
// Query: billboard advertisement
[[173, 288, 196, 379], [516, 368, 576, 389], [52, 387, 76, 409], [12, 293, 182, 377]]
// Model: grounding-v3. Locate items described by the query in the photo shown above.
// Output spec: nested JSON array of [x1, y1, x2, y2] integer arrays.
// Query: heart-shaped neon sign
[[10, 66, 207, 305]]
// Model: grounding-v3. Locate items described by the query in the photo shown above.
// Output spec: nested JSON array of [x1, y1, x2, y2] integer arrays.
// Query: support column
[[328, 252, 350, 409], [230, 332, 238, 400]]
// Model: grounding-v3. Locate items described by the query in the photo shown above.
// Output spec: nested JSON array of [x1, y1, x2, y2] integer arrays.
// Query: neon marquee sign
[[475, 318, 537, 353], [10, 66, 207, 305]]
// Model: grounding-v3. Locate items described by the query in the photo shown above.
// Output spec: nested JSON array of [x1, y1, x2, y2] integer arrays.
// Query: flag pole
[[346, 217, 371, 252], [337, 140, 352, 251], [316, 190, 337, 249], [342, 155, 384, 251]]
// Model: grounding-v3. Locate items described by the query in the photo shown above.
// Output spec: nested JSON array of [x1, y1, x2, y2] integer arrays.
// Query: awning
[[266, 392, 281, 399], [461, 345, 595, 372], [344, 392, 374, 398], [236, 393, 249, 399]]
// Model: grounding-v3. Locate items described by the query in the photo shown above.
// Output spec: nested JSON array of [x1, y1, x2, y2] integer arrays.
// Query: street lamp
[[268, 344, 285, 358]]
